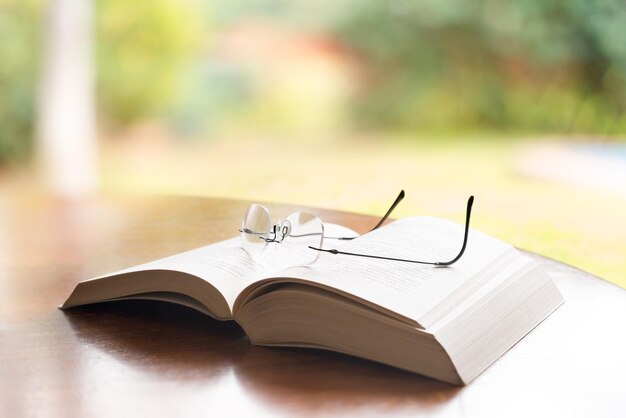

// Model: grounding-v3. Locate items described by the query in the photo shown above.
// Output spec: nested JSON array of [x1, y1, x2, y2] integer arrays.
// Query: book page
[[102, 223, 358, 310], [272, 217, 513, 327]]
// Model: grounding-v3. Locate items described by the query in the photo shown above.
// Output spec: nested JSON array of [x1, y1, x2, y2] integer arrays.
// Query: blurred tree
[[2, 0, 625, 164], [333, 0, 626, 135], [0, 0, 203, 163], [95, 0, 203, 127], [0, 0, 42, 163]]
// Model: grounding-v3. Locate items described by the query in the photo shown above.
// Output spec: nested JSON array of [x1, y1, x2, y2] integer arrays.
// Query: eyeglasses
[[239, 190, 406, 264], [239, 190, 474, 267]]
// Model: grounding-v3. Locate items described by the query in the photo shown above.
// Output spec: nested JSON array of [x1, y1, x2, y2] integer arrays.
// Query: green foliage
[[95, 0, 203, 126], [0, 0, 203, 163], [2, 0, 625, 163], [0, 0, 42, 163], [333, 0, 626, 135]]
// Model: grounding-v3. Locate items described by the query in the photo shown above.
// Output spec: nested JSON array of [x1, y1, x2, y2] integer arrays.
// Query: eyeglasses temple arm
[[308, 246, 441, 265], [369, 189, 405, 232], [309, 195, 474, 267], [433, 195, 474, 266]]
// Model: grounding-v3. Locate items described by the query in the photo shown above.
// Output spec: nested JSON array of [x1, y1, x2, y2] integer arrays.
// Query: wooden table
[[1, 194, 625, 417]]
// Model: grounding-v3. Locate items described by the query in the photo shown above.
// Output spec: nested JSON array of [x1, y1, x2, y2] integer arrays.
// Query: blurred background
[[1, 0, 625, 286]]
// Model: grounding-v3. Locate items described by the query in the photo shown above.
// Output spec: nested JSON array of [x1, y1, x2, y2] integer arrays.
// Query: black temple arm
[[369, 189, 405, 232]]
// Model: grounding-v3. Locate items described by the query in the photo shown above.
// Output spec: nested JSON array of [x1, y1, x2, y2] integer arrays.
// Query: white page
[[273, 217, 512, 326], [100, 223, 358, 309]]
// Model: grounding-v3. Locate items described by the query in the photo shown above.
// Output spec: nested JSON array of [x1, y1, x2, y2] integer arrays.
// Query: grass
[[101, 129, 626, 288]]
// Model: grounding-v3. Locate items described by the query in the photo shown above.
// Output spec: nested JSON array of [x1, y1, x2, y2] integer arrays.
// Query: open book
[[62, 217, 563, 385]]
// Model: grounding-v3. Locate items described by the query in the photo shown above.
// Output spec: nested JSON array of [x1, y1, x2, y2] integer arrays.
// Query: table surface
[[1, 194, 625, 418]]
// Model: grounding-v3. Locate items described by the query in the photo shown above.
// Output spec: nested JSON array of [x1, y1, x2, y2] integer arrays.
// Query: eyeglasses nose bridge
[[278, 220, 292, 242]]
